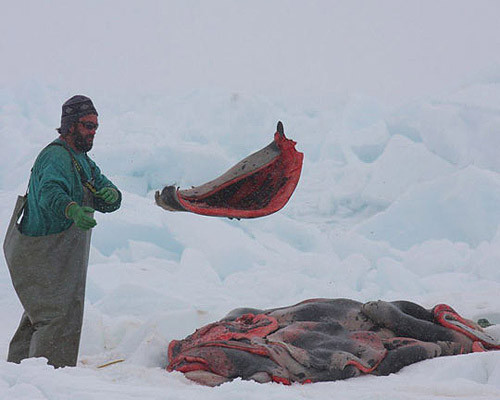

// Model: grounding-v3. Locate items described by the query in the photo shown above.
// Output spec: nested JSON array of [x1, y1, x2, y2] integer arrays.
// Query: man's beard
[[73, 127, 93, 152]]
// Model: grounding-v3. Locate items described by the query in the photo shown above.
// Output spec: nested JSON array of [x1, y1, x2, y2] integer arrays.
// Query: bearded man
[[4, 95, 121, 367]]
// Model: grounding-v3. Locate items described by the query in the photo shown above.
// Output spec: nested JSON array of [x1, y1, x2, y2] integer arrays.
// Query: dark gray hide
[[167, 298, 497, 386]]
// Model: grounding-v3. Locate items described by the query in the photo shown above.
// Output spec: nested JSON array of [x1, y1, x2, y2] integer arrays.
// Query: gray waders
[[3, 188, 93, 367]]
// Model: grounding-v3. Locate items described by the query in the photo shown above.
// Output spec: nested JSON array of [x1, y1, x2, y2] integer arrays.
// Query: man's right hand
[[66, 203, 97, 230]]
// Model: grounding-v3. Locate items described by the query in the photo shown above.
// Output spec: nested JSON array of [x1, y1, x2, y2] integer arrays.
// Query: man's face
[[72, 114, 98, 152]]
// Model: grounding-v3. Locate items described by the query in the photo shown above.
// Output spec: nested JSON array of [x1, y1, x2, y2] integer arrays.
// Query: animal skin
[[167, 298, 499, 386]]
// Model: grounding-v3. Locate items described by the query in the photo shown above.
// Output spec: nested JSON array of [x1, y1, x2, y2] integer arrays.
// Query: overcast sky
[[1, 0, 500, 106]]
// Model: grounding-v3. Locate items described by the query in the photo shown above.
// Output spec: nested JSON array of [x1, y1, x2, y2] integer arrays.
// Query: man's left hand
[[95, 187, 119, 204]]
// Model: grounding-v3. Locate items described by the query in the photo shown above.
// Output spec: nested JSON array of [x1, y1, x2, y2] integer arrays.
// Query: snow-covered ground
[[1, 1, 500, 399]]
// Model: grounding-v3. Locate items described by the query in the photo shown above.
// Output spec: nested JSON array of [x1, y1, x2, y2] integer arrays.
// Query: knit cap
[[58, 95, 98, 135]]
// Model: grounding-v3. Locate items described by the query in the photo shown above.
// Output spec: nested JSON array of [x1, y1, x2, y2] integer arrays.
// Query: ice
[[391, 93, 500, 173], [401, 240, 471, 277], [2, 84, 500, 398], [471, 229, 500, 281], [357, 166, 500, 249], [350, 120, 390, 163], [363, 134, 455, 203], [1, 2, 500, 399]]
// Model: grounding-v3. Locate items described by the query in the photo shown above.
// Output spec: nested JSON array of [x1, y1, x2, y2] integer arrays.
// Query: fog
[[2, 1, 500, 105]]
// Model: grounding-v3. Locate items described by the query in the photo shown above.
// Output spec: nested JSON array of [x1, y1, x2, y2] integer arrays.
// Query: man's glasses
[[79, 122, 99, 131]]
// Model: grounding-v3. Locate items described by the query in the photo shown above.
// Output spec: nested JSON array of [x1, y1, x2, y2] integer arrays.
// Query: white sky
[[1, 0, 500, 106]]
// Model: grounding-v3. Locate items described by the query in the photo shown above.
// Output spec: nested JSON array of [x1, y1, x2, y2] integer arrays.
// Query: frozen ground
[[1, 1, 500, 399], [1, 82, 499, 399]]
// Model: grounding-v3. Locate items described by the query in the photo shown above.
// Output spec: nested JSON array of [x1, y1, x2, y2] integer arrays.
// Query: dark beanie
[[57, 95, 98, 135]]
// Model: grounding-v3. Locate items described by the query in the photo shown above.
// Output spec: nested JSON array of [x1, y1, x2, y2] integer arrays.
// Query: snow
[[1, 1, 500, 399]]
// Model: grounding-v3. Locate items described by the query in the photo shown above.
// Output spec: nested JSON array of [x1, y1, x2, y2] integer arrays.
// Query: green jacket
[[21, 139, 121, 236]]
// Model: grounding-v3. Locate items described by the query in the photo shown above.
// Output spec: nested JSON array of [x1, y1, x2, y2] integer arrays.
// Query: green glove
[[95, 187, 119, 204], [66, 203, 97, 230]]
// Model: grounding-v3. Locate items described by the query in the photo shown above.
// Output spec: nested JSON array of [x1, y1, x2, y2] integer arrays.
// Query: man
[[4, 95, 121, 367]]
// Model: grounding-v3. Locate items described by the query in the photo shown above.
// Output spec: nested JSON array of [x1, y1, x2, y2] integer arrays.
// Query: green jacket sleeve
[[87, 157, 122, 213]]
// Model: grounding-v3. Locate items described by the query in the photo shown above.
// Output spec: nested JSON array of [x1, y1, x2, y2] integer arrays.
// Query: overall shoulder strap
[[46, 142, 97, 194], [84, 154, 96, 181]]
